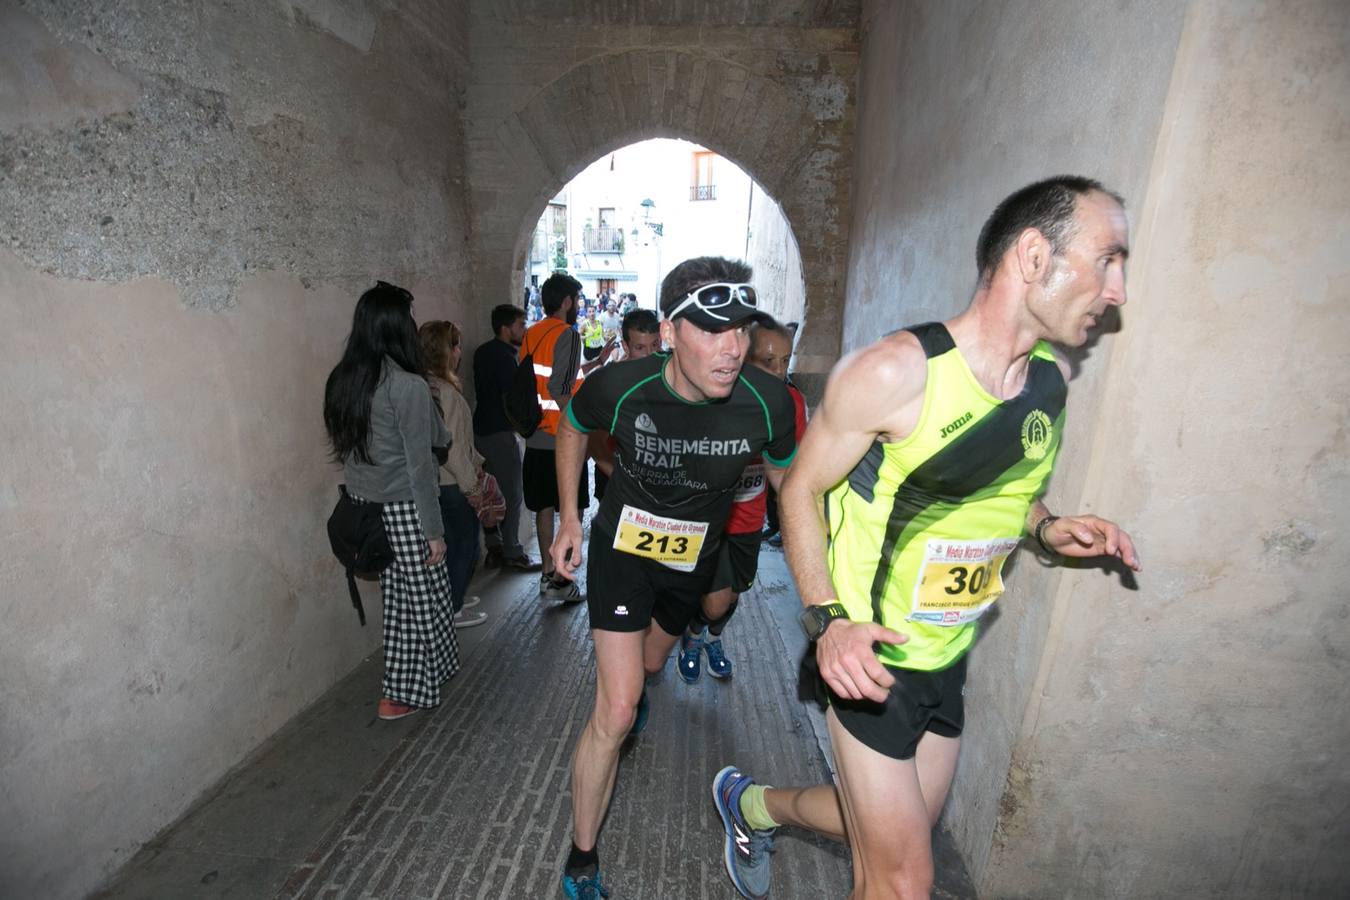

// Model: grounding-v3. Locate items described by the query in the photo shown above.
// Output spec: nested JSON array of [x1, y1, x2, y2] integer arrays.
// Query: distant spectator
[[582, 310, 606, 361], [523, 273, 590, 602], [599, 301, 621, 342], [472, 304, 539, 572], [420, 319, 489, 629]]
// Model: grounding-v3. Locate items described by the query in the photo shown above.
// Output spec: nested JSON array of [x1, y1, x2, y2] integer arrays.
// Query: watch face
[[800, 606, 828, 640]]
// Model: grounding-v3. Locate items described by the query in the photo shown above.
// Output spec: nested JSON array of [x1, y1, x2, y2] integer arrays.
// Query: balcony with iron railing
[[689, 184, 716, 201], [582, 226, 625, 253]]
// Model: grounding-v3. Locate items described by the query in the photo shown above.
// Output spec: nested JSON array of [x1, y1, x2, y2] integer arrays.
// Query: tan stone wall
[[847, 0, 1350, 895], [463, 2, 858, 376], [0, 4, 472, 898], [986, 2, 1350, 895]]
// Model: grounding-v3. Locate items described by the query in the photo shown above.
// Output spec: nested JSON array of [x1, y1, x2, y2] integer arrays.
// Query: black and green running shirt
[[566, 352, 797, 571], [825, 322, 1066, 671]]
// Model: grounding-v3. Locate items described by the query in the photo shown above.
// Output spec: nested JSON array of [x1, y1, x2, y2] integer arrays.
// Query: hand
[[1042, 514, 1141, 571], [426, 538, 447, 567], [550, 517, 584, 582], [599, 337, 617, 362], [815, 618, 907, 703]]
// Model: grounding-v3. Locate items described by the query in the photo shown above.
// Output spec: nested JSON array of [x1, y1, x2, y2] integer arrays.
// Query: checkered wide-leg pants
[[379, 499, 460, 707]]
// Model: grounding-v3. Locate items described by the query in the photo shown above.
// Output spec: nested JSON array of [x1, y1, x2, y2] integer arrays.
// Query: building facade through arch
[[464, 13, 859, 390]]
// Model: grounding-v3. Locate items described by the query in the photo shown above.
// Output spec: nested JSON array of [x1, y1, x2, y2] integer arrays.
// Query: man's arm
[[589, 431, 616, 477], [781, 337, 925, 608], [551, 414, 590, 581], [1025, 498, 1142, 570], [580, 337, 617, 374], [765, 461, 787, 493], [780, 337, 927, 702], [546, 327, 582, 409]]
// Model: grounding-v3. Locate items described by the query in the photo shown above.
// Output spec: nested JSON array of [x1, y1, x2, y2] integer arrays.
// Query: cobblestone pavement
[[279, 547, 853, 899], [97, 519, 972, 899]]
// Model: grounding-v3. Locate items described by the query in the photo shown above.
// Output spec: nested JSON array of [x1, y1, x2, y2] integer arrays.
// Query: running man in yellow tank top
[[711, 177, 1143, 900]]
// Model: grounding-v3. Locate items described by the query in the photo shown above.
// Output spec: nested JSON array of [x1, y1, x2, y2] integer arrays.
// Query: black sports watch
[[799, 602, 850, 641]]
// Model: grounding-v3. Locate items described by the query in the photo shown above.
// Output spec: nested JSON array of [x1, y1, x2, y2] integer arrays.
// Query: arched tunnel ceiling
[[475, 0, 861, 28], [465, 12, 859, 367], [507, 50, 822, 241]]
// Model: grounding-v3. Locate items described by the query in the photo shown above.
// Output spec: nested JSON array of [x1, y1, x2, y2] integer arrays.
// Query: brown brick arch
[[465, 35, 857, 380]]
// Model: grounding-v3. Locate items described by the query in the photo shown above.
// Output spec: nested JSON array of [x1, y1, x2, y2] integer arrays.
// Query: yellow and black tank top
[[825, 322, 1065, 671]]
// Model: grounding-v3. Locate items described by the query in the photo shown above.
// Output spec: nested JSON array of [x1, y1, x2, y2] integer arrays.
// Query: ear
[[659, 318, 677, 347], [1014, 227, 1051, 284]]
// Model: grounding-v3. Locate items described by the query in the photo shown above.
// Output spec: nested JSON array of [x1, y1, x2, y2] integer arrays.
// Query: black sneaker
[[484, 548, 504, 569], [541, 573, 583, 604], [502, 554, 544, 572]]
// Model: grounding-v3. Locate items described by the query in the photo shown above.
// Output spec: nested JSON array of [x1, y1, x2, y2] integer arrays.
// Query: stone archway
[[465, 29, 858, 389], [510, 137, 805, 326]]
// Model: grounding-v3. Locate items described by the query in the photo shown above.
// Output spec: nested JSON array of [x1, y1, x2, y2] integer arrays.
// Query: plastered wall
[[985, 2, 1350, 895], [0, 3, 472, 898], [846, 0, 1349, 895]]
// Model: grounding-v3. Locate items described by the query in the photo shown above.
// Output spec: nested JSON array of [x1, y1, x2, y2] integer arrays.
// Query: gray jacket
[[342, 358, 450, 539]]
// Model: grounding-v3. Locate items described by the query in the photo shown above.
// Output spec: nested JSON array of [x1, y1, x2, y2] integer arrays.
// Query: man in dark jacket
[[473, 303, 539, 571]]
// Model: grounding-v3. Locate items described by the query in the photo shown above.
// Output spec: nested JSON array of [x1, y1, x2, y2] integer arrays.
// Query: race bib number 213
[[612, 505, 708, 572]]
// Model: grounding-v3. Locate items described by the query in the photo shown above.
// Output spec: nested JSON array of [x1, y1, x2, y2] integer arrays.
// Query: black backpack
[[504, 320, 563, 438], [325, 486, 393, 625]]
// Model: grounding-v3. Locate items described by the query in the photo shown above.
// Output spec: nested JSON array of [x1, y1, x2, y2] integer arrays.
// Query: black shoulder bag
[[325, 485, 393, 625]]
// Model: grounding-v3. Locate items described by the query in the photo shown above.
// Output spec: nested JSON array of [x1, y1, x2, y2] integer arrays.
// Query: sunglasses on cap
[[665, 283, 758, 322]]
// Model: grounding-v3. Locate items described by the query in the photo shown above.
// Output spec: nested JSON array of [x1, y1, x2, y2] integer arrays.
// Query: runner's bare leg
[[570, 629, 644, 849], [761, 715, 961, 847], [829, 709, 955, 899], [698, 586, 737, 622], [641, 622, 683, 674]]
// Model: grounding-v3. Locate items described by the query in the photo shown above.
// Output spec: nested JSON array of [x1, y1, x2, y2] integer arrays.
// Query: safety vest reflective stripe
[[522, 318, 580, 436]]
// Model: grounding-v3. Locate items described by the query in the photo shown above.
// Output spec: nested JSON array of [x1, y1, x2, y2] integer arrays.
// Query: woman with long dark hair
[[324, 281, 459, 721]]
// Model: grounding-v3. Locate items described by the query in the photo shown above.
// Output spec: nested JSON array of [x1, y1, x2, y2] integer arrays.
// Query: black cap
[[661, 289, 771, 332]]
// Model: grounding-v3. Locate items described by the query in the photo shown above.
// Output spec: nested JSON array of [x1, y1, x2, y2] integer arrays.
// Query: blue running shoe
[[713, 766, 776, 900], [704, 638, 733, 679], [561, 868, 610, 899], [628, 687, 650, 738], [677, 631, 703, 684]]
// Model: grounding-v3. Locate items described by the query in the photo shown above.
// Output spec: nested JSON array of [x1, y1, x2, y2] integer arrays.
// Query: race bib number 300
[[908, 537, 1021, 627], [613, 505, 708, 572]]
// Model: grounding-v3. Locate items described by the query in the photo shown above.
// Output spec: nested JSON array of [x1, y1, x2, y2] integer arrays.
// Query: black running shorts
[[585, 528, 716, 635], [708, 530, 761, 595], [829, 656, 967, 760], [523, 447, 589, 512]]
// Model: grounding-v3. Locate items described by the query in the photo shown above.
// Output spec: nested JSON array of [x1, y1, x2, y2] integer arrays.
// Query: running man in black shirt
[[551, 258, 798, 899]]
